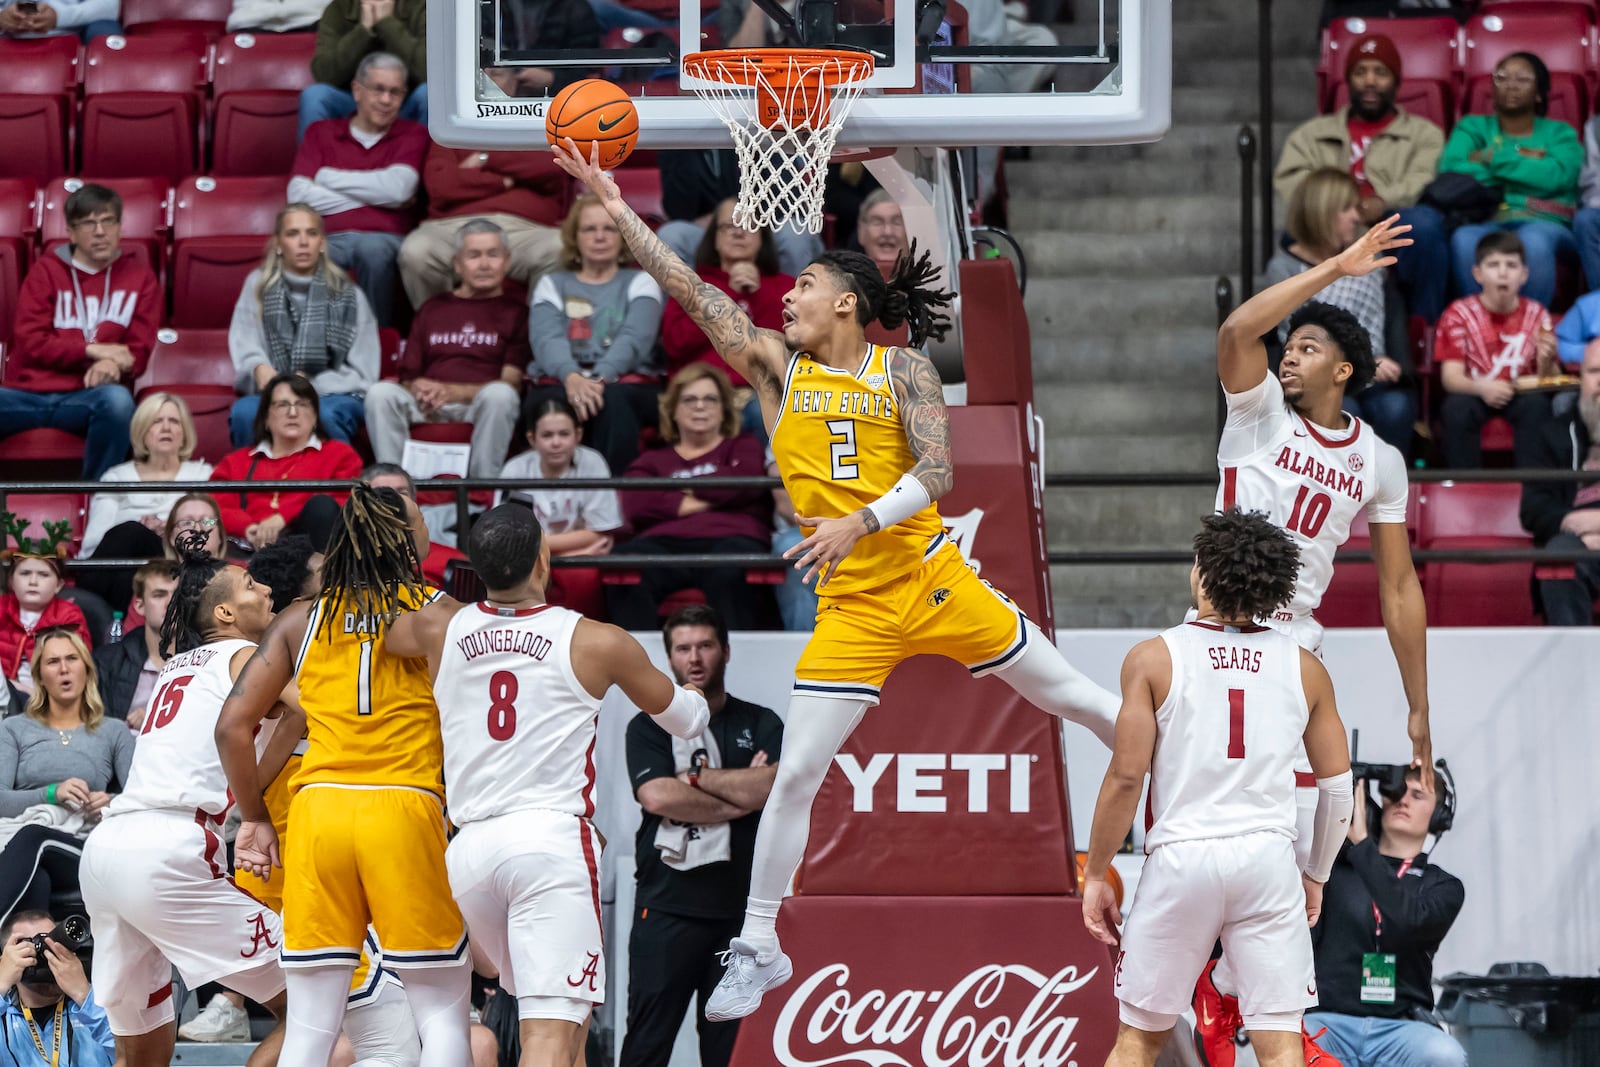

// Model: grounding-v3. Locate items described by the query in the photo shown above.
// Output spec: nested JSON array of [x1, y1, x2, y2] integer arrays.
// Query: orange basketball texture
[[545, 79, 639, 170]]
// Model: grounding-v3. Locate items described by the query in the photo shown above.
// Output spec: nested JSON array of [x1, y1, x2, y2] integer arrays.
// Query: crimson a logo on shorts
[[567, 951, 601, 993], [1347, 452, 1364, 472], [241, 912, 278, 959]]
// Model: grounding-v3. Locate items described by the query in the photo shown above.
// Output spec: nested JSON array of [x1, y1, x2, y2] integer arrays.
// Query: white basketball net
[[683, 50, 873, 235]]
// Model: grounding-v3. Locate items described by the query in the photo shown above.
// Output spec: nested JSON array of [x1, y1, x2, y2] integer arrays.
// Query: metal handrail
[[1257, 0, 1275, 265]]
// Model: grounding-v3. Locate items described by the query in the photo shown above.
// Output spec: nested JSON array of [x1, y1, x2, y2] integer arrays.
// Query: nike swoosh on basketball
[[597, 114, 625, 132]]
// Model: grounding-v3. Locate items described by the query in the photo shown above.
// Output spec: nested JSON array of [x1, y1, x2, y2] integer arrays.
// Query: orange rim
[[682, 47, 875, 88]]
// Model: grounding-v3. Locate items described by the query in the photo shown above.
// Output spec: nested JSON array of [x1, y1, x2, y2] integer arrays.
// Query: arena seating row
[[1319, 5, 1600, 130]]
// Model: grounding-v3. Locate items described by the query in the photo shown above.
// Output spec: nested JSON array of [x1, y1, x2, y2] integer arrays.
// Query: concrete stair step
[[1030, 327, 1218, 380], [1020, 228, 1238, 276], [1012, 192, 1238, 233], [1044, 486, 1216, 548], [1035, 380, 1216, 437], [1024, 275, 1224, 336], [1176, 56, 1315, 91], [1043, 431, 1220, 476], [1172, 84, 1316, 125], [1008, 154, 1239, 197], [1050, 563, 1194, 628], [1028, 120, 1300, 164], [172, 1043, 258, 1064]]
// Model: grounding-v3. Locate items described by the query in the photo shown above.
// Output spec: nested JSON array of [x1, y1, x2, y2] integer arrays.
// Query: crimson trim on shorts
[[1295, 410, 1362, 450], [195, 809, 225, 879], [147, 983, 174, 1009], [1295, 771, 1317, 788], [580, 716, 598, 819], [475, 602, 554, 618], [1184, 620, 1271, 634], [1221, 466, 1237, 510], [579, 820, 603, 942]]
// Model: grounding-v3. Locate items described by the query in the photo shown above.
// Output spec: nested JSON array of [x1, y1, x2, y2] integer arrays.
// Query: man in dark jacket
[[1305, 767, 1466, 1067], [92, 560, 179, 727], [1520, 341, 1600, 625]]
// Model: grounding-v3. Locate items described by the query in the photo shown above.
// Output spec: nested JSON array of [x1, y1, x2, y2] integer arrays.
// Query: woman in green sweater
[[1441, 51, 1582, 306]]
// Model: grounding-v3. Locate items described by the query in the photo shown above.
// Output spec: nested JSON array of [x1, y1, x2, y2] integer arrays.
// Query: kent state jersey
[[770, 344, 946, 596]]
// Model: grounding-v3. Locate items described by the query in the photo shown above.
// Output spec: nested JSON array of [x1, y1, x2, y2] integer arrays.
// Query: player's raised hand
[[235, 819, 281, 882], [786, 511, 872, 587], [1409, 711, 1434, 793], [1081, 877, 1122, 946], [551, 138, 621, 205], [1334, 214, 1412, 277], [1302, 873, 1324, 927]]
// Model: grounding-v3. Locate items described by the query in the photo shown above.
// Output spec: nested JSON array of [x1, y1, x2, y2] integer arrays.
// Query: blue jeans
[[327, 231, 404, 329], [298, 82, 428, 139], [1450, 219, 1577, 308], [1304, 1012, 1467, 1067], [0, 384, 134, 479], [770, 525, 817, 632], [1394, 204, 1449, 321], [78, 19, 123, 39], [1571, 206, 1600, 294], [1343, 382, 1417, 458], [587, 0, 674, 30], [230, 392, 366, 446]]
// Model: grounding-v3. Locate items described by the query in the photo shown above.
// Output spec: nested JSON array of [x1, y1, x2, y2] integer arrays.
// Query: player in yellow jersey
[[554, 143, 1124, 1019], [216, 484, 473, 1066]]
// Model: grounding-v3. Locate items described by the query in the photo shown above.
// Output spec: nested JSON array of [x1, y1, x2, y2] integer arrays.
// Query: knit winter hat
[[1346, 34, 1402, 83]]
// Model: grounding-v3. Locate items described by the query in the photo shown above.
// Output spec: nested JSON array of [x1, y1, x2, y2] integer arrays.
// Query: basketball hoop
[[681, 48, 875, 235]]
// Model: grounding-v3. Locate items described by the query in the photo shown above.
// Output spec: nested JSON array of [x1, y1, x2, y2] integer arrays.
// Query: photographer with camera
[[0, 910, 112, 1067], [1304, 761, 1467, 1067]]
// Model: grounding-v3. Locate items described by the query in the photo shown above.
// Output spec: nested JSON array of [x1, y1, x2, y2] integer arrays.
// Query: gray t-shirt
[[501, 445, 624, 534], [0, 715, 135, 816]]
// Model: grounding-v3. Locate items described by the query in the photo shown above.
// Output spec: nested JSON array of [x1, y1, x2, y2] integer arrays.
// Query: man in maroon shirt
[[366, 220, 529, 477], [397, 140, 568, 309]]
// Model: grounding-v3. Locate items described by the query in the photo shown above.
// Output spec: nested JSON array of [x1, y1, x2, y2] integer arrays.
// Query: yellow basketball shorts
[[281, 785, 466, 969], [793, 539, 1030, 703], [233, 756, 296, 913]]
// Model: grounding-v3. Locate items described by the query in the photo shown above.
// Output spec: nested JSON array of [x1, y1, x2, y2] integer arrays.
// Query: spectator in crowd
[[1440, 51, 1582, 309], [359, 463, 465, 588], [500, 397, 623, 619], [658, 150, 823, 278], [1275, 34, 1448, 321], [227, 0, 324, 33], [852, 190, 911, 278], [1573, 109, 1600, 297], [74, 394, 213, 613], [661, 199, 792, 440], [398, 141, 566, 309], [768, 452, 816, 632], [1436, 231, 1557, 468], [90, 559, 179, 729], [0, 631, 133, 922], [1264, 168, 1417, 455], [290, 52, 431, 329], [161, 493, 228, 561], [301, 0, 427, 137], [609, 364, 775, 632], [229, 203, 380, 447], [0, 0, 119, 40], [210, 374, 362, 550], [480, 0, 599, 97], [1556, 285, 1600, 367], [365, 220, 527, 478], [0, 909, 115, 1067], [0, 554, 91, 711], [525, 195, 666, 475], [1305, 768, 1466, 1067], [0, 184, 158, 482], [1520, 339, 1600, 625], [622, 604, 782, 1067]]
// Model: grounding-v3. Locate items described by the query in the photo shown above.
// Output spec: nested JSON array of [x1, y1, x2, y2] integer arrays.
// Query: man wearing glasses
[[300, 0, 428, 138], [0, 184, 160, 479]]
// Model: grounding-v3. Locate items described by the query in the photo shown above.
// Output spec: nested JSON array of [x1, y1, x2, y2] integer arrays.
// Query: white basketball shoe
[[704, 938, 793, 1022]]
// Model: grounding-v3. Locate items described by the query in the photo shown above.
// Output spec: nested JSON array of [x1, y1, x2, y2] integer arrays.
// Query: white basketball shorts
[[80, 809, 286, 1036], [1114, 831, 1316, 1018], [446, 808, 605, 1020]]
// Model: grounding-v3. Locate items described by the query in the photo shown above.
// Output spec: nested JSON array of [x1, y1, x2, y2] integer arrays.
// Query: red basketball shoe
[[1191, 960, 1244, 1067], [1303, 1025, 1345, 1066]]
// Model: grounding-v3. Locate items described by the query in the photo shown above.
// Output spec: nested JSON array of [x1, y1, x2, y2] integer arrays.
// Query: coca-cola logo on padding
[[771, 962, 1101, 1067]]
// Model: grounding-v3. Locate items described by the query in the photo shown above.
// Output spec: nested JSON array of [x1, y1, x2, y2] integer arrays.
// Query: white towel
[[0, 803, 89, 852], [653, 729, 732, 871]]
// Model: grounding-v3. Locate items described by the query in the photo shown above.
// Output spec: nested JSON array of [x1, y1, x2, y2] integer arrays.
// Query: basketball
[[545, 78, 638, 170]]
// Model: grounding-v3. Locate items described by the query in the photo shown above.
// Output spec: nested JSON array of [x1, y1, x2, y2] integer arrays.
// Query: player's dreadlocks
[[814, 241, 955, 348], [160, 531, 230, 658], [1193, 508, 1302, 623], [315, 482, 425, 640]]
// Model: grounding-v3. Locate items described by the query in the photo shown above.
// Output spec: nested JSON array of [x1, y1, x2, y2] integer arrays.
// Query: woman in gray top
[[0, 629, 134, 918]]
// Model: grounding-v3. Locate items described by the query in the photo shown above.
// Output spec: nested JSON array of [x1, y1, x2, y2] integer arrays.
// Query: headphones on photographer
[[1363, 758, 1457, 842]]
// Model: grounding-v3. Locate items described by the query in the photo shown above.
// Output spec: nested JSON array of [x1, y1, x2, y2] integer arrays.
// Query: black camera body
[[1352, 759, 1457, 839], [1351, 760, 1412, 800], [20, 915, 90, 985]]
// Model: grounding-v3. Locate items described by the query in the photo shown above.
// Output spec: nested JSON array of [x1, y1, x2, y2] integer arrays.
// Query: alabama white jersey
[[1144, 621, 1310, 850], [435, 603, 601, 825], [108, 638, 277, 820], [1217, 373, 1408, 622]]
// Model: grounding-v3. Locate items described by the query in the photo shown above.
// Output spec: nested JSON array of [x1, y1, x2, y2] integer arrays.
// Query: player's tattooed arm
[[889, 346, 955, 499]]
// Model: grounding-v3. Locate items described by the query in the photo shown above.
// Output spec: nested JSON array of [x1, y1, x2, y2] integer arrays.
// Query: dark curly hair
[[813, 241, 954, 348], [1287, 301, 1376, 393], [160, 531, 231, 658], [247, 534, 318, 613], [1193, 509, 1301, 622]]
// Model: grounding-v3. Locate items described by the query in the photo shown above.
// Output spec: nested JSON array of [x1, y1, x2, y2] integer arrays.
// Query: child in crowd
[[1436, 230, 1558, 468], [0, 550, 92, 712]]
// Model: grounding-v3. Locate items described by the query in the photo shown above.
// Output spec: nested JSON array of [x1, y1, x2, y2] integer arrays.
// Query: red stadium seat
[[1462, 9, 1593, 130], [170, 176, 284, 328], [134, 327, 237, 463], [1417, 480, 1537, 625], [1317, 487, 1422, 629], [121, 0, 231, 37], [1320, 16, 1460, 129], [82, 34, 209, 182], [0, 344, 87, 471], [0, 492, 89, 554], [0, 37, 80, 182], [211, 33, 318, 176], [0, 180, 41, 347], [38, 177, 171, 288], [607, 168, 666, 227]]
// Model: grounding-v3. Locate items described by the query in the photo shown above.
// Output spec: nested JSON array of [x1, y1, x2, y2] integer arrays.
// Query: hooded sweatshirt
[[6, 246, 161, 393]]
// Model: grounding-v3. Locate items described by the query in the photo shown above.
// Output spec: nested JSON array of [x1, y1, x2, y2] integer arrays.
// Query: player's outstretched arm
[[888, 346, 955, 502], [1299, 650, 1353, 902], [1216, 215, 1413, 394], [1370, 522, 1432, 788], [383, 597, 463, 680], [550, 140, 788, 403], [1082, 638, 1165, 947], [573, 620, 710, 738]]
